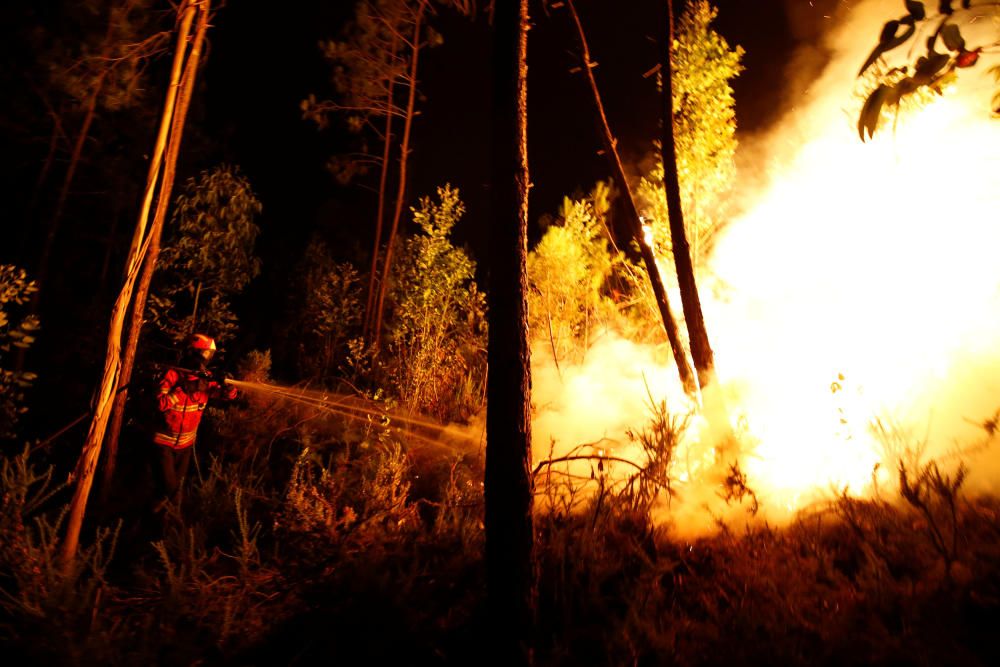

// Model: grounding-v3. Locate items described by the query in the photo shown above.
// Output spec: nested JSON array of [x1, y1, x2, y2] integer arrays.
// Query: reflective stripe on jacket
[[154, 368, 236, 449]]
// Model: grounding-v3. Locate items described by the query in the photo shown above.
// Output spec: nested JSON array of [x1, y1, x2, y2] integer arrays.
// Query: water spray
[[227, 379, 482, 457]]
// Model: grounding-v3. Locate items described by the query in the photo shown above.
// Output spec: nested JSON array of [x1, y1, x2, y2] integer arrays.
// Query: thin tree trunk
[[190, 281, 203, 333], [97, 173, 125, 292], [60, 1, 200, 568], [485, 0, 534, 664], [363, 30, 399, 339], [660, 0, 716, 392], [100, 7, 207, 500], [565, 0, 697, 397], [372, 1, 426, 346], [35, 72, 106, 293], [13, 85, 103, 376], [35, 0, 130, 294], [23, 104, 66, 232]]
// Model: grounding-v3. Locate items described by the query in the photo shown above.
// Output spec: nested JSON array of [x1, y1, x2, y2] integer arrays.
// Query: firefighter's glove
[[182, 376, 209, 396]]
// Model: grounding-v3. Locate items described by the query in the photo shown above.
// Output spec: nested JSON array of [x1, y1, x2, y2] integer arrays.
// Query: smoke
[[529, 0, 1000, 534]]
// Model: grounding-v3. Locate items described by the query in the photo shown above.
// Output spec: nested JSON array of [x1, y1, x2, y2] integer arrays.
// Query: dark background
[[197, 0, 839, 351], [0, 0, 844, 437]]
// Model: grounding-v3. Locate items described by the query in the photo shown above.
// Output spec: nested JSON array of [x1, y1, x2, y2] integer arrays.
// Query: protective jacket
[[154, 368, 237, 449]]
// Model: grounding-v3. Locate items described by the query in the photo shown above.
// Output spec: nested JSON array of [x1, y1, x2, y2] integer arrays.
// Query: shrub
[[527, 184, 620, 369], [0, 448, 122, 663], [279, 441, 418, 549], [0, 265, 39, 441], [148, 164, 262, 346], [385, 184, 486, 422], [287, 238, 363, 383]]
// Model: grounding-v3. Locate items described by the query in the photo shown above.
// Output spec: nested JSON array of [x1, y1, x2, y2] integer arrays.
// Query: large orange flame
[[531, 0, 1000, 531]]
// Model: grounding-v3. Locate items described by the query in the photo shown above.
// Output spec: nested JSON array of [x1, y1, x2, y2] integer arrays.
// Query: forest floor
[[3, 403, 1000, 667]]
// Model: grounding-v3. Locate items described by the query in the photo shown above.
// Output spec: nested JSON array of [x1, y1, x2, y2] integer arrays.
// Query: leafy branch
[[857, 0, 1000, 140]]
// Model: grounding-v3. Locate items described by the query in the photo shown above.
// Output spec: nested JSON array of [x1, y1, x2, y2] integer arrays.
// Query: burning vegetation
[[2, 0, 1000, 664]]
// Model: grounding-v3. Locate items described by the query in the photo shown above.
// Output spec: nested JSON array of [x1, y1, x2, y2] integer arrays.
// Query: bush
[[0, 265, 39, 441], [147, 164, 262, 347], [0, 447, 123, 664], [385, 184, 486, 422], [287, 238, 363, 383], [527, 184, 620, 369]]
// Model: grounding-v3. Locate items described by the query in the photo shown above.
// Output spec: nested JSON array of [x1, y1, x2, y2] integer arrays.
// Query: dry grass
[[3, 389, 1000, 665]]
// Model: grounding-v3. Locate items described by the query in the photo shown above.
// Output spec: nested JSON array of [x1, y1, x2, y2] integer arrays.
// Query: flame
[[531, 0, 1000, 530], [704, 1, 1000, 509]]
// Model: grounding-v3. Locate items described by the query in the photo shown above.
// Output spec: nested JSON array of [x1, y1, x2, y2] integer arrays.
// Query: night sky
[[200, 0, 824, 251], [0, 0, 843, 380], [193, 0, 838, 352]]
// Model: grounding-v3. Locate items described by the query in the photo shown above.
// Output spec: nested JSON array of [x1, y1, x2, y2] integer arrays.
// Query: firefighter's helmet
[[188, 333, 216, 362]]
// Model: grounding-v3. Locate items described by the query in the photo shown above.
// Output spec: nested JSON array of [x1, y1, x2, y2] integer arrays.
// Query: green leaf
[[859, 45, 886, 76], [858, 84, 891, 141], [880, 19, 901, 43], [905, 0, 926, 20], [859, 18, 916, 75], [914, 51, 950, 79], [941, 24, 965, 51]]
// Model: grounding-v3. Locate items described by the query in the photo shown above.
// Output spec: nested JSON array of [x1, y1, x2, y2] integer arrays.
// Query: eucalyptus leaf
[[859, 84, 891, 140], [905, 0, 926, 20], [859, 17, 916, 75], [880, 19, 901, 43], [941, 24, 965, 51], [914, 51, 950, 79]]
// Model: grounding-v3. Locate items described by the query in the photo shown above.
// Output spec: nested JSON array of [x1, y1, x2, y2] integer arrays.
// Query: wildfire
[[531, 0, 1000, 530]]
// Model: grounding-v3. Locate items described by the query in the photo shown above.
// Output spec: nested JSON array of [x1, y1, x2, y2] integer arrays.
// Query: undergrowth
[[2, 383, 999, 665]]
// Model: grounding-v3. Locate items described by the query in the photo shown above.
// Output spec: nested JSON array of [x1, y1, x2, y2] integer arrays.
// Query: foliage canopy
[[0, 266, 39, 440], [857, 0, 1000, 140], [527, 183, 619, 367], [637, 0, 743, 267], [387, 184, 486, 421], [149, 165, 262, 347]]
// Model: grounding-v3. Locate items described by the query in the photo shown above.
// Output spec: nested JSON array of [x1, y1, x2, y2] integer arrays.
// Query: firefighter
[[153, 333, 237, 506]]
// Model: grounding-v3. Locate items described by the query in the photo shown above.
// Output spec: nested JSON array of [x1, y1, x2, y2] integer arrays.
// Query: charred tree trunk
[[60, 1, 203, 568], [363, 30, 399, 338], [660, 0, 716, 392], [485, 0, 535, 664], [100, 6, 207, 500], [565, 0, 697, 397], [372, 0, 426, 347]]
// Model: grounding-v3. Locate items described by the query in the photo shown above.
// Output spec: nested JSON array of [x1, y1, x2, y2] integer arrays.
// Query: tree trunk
[[372, 0, 426, 347], [485, 0, 534, 664], [565, 0, 697, 397], [60, 1, 201, 568], [100, 6, 207, 500], [363, 30, 399, 339], [22, 103, 66, 249], [660, 0, 716, 392]]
